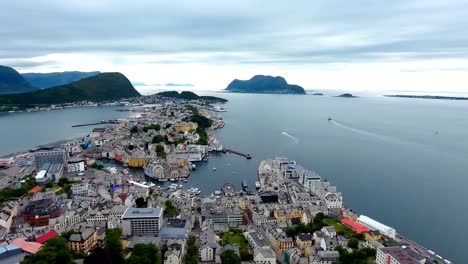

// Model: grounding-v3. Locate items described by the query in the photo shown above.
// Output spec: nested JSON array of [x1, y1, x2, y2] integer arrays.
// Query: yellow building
[[69, 229, 98, 254], [296, 233, 313, 249], [364, 230, 382, 241], [173, 122, 197, 132], [273, 209, 303, 222], [127, 158, 149, 167]]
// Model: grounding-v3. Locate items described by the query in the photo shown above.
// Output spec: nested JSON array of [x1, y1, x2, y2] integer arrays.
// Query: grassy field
[[220, 229, 252, 260], [323, 217, 357, 238]]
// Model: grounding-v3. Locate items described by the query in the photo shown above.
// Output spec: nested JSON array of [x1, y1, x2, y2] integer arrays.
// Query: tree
[[152, 135, 165, 143], [348, 237, 359, 249], [184, 236, 198, 264], [126, 255, 151, 264], [221, 250, 241, 264], [164, 200, 179, 217], [314, 212, 325, 224], [84, 248, 112, 264], [135, 197, 147, 208], [104, 228, 124, 264], [21, 237, 72, 264], [61, 230, 77, 240], [130, 243, 160, 264], [130, 125, 138, 134]]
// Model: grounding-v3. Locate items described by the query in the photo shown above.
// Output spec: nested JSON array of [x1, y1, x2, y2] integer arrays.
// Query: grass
[[323, 217, 356, 238], [220, 229, 252, 261]]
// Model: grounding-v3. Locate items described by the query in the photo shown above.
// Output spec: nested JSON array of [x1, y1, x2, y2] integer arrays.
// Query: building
[[313, 251, 340, 264], [199, 228, 221, 263], [299, 170, 321, 190], [71, 183, 97, 197], [67, 158, 85, 172], [34, 150, 67, 170], [23, 197, 61, 226], [273, 209, 303, 222], [321, 226, 337, 238], [357, 215, 396, 239], [164, 243, 182, 264], [296, 233, 313, 249], [0, 244, 24, 264], [46, 163, 63, 182], [341, 218, 370, 234], [173, 122, 197, 132], [10, 238, 43, 254], [323, 192, 343, 209], [90, 128, 105, 138], [376, 247, 418, 264], [254, 247, 276, 264], [121, 208, 164, 236], [36, 230, 59, 244], [68, 228, 98, 254]]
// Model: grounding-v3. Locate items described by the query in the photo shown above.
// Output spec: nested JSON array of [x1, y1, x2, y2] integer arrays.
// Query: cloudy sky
[[1, 0, 468, 92]]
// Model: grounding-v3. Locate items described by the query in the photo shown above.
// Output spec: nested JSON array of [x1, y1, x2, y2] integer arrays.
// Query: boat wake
[[330, 120, 405, 144], [281, 132, 299, 143]]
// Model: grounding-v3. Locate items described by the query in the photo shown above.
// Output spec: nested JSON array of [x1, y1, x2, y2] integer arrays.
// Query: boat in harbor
[[170, 178, 176, 182], [242, 180, 248, 192], [255, 181, 261, 189], [122, 169, 129, 175], [213, 167, 216, 171], [328, 117, 332, 121]]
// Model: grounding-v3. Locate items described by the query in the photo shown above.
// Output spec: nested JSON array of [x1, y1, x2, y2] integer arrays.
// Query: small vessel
[[242, 180, 248, 192], [149, 183, 156, 187], [255, 181, 261, 189], [169, 178, 176, 182], [246, 153, 252, 160], [183, 179, 188, 183], [178, 184, 183, 189], [191, 163, 196, 170], [214, 190, 222, 196], [227, 163, 230, 167], [328, 117, 332, 121], [122, 169, 129, 175], [213, 167, 217, 171]]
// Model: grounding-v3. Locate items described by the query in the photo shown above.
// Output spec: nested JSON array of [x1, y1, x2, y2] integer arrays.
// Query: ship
[[328, 117, 332, 121], [255, 181, 261, 189], [242, 180, 248, 192]]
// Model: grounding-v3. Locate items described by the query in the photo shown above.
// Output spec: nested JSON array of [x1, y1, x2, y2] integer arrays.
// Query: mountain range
[[0, 66, 35, 94], [225, 75, 306, 94], [0, 72, 140, 105], [22, 71, 100, 89]]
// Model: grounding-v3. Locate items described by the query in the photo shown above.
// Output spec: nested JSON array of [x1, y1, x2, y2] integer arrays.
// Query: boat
[[227, 163, 230, 167], [191, 163, 196, 170], [255, 181, 261, 189], [158, 178, 168, 182], [242, 180, 248, 192], [214, 190, 222, 196], [212, 167, 217, 171], [169, 178, 176, 182], [328, 117, 332, 121], [122, 169, 129, 175], [246, 153, 252, 159], [183, 179, 188, 183], [178, 184, 183, 189], [149, 183, 156, 187]]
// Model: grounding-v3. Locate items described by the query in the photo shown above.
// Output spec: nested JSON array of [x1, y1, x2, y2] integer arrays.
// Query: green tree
[[348, 238, 359, 249], [135, 197, 147, 208], [184, 236, 198, 264], [61, 230, 77, 240], [152, 135, 165, 143], [104, 228, 124, 264], [130, 125, 138, 134], [220, 250, 241, 264], [21, 237, 72, 264], [130, 243, 160, 264], [164, 200, 179, 216]]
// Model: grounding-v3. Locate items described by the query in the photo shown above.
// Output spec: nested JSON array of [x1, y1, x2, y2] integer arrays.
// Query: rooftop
[[36, 230, 59, 244], [358, 215, 394, 233], [380, 247, 417, 264], [121, 207, 163, 219]]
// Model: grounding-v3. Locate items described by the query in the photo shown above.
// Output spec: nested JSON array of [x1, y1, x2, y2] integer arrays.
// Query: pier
[[72, 120, 119, 127], [223, 148, 252, 159]]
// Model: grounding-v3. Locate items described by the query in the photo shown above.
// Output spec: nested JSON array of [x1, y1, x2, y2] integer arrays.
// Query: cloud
[[164, 83, 194, 87], [1, 0, 468, 91]]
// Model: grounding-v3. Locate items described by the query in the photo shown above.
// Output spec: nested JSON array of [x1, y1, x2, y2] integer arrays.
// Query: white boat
[[170, 178, 176, 182], [212, 168, 216, 171], [255, 181, 261, 189], [105, 167, 118, 174], [149, 183, 156, 187], [214, 190, 222, 195], [122, 169, 129, 174], [178, 184, 183, 189]]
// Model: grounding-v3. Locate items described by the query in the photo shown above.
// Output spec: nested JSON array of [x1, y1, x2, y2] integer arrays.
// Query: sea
[[1, 91, 467, 262]]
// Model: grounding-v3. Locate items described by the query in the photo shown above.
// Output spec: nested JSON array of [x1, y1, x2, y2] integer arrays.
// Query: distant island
[[164, 83, 194, 87], [157, 91, 227, 103], [385, 95, 468, 100], [225, 75, 306, 94], [0, 65, 35, 94], [312, 92, 324, 96], [336, 93, 358, 98], [22, 71, 100, 89], [0, 72, 140, 105]]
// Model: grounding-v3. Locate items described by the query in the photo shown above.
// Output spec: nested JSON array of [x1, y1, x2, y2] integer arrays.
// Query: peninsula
[[22, 71, 100, 89], [157, 91, 227, 103], [225, 75, 306, 94], [336, 93, 358, 98], [385, 94, 468, 100], [0, 72, 140, 105]]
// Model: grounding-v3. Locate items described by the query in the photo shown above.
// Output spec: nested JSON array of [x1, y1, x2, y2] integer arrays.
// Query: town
[[0, 94, 451, 264]]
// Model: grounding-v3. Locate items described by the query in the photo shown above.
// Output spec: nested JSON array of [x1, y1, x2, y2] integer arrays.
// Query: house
[[164, 243, 182, 264], [10, 238, 43, 254], [223, 244, 240, 256], [376, 247, 418, 264], [198, 228, 221, 263], [254, 247, 276, 264], [310, 251, 340, 264], [68, 228, 98, 254], [321, 226, 336, 238], [36, 230, 59, 244], [296, 233, 313, 249]]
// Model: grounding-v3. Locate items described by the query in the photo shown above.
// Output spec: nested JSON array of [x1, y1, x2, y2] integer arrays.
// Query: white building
[[376, 247, 417, 264], [121, 208, 163, 236], [71, 183, 97, 197], [254, 247, 276, 264], [323, 192, 343, 209], [68, 159, 85, 172], [357, 215, 396, 239], [299, 170, 321, 190]]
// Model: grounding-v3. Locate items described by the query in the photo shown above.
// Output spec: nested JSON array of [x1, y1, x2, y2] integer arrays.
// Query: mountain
[[22, 71, 100, 89], [157, 91, 227, 103], [225, 75, 306, 94], [0, 65, 35, 94], [0, 72, 140, 105]]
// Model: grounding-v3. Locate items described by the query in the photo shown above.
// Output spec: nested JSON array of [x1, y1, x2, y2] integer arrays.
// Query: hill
[[0, 72, 140, 105], [336, 93, 358, 98], [157, 91, 227, 103], [0, 65, 35, 94], [22, 71, 100, 89], [225, 75, 306, 94]]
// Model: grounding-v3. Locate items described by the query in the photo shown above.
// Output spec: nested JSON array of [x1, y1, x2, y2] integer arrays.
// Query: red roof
[[30, 185, 41, 193], [36, 230, 59, 244], [11, 238, 43, 254], [342, 218, 370, 234]]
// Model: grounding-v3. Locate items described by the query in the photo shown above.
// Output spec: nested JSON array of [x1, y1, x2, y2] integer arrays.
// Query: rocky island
[[225, 75, 306, 94], [336, 93, 358, 98]]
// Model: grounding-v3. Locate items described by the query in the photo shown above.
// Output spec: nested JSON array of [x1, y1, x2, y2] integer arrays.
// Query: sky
[[1, 0, 468, 92]]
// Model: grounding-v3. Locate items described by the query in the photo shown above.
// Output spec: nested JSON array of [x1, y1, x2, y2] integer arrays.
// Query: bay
[[0, 93, 466, 262]]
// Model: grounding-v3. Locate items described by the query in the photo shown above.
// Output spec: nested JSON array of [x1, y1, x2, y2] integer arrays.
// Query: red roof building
[[341, 218, 370, 234], [36, 230, 59, 244], [29, 185, 41, 194]]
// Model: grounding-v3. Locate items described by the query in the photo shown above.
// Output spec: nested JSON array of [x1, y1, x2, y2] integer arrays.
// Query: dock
[[72, 120, 119, 127], [223, 148, 252, 159]]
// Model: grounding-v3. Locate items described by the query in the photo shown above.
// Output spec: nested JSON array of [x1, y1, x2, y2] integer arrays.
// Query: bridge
[[223, 148, 252, 159]]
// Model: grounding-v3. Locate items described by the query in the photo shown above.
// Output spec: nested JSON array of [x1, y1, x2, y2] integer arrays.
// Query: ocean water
[[0, 93, 466, 262]]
